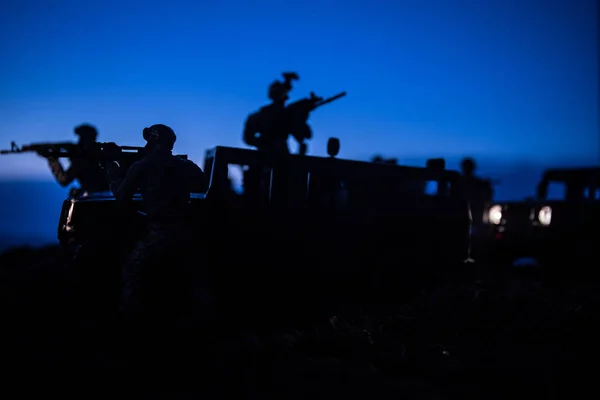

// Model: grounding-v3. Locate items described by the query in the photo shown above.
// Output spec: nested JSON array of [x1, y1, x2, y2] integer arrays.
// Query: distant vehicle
[[473, 166, 600, 270], [56, 140, 471, 316]]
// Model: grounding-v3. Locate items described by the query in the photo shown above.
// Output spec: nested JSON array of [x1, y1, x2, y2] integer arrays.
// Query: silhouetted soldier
[[106, 124, 207, 323], [243, 72, 299, 155], [242, 72, 300, 204], [44, 124, 109, 196], [458, 157, 493, 224]]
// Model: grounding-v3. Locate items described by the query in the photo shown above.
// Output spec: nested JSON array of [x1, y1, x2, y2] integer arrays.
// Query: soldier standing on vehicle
[[44, 124, 109, 196], [106, 124, 208, 323], [243, 72, 299, 155], [242, 72, 299, 203]]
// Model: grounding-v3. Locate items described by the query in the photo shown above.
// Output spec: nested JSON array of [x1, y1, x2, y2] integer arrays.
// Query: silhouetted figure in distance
[[371, 154, 398, 165], [458, 157, 493, 224], [106, 124, 207, 325], [43, 124, 109, 196]]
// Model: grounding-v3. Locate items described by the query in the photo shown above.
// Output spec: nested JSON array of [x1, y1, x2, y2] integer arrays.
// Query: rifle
[[286, 91, 347, 154], [1, 141, 152, 174], [1, 141, 77, 157], [1, 141, 145, 158], [286, 91, 347, 131], [2, 140, 189, 168]]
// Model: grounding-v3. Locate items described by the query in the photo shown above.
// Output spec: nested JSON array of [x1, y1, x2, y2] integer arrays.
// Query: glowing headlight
[[538, 206, 552, 226], [488, 205, 503, 225]]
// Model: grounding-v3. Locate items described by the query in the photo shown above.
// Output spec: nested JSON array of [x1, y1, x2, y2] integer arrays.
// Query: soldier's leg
[[119, 230, 166, 317], [112, 238, 148, 369], [119, 240, 146, 317]]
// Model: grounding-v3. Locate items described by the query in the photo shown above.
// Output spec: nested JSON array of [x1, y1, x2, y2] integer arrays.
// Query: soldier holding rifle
[[243, 72, 346, 156], [0, 123, 111, 196], [242, 72, 346, 203], [44, 124, 109, 196], [243, 72, 300, 155]]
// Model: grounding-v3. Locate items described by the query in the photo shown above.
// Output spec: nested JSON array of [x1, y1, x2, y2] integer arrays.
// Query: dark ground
[[1, 245, 598, 399]]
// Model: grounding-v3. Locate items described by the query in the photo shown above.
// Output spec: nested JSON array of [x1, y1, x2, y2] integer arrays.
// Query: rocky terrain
[[1, 245, 598, 398]]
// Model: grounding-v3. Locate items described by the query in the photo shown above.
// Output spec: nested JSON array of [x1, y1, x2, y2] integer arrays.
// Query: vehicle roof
[[205, 146, 459, 181], [69, 146, 458, 203], [543, 166, 600, 182]]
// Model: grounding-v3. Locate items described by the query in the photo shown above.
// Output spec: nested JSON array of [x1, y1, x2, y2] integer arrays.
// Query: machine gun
[[286, 91, 347, 155]]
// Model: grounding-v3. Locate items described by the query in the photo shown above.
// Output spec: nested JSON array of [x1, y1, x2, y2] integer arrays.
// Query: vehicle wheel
[[72, 243, 121, 316], [571, 238, 597, 280]]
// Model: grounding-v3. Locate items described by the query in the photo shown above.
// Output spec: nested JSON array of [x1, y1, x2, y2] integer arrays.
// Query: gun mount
[[327, 137, 340, 158]]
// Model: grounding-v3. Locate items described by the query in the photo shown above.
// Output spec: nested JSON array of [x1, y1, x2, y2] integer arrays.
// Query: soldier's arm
[[48, 157, 77, 187], [108, 161, 143, 203], [186, 160, 208, 192], [243, 113, 261, 147]]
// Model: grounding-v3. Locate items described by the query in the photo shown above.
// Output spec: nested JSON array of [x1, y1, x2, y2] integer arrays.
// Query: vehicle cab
[[474, 166, 600, 266]]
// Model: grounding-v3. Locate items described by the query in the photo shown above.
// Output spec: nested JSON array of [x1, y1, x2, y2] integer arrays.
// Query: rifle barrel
[[315, 91, 347, 108]]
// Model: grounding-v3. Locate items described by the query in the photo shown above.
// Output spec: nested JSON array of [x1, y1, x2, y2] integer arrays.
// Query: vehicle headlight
[[538, 206, 552, 226], [488, 204, 503, 225]]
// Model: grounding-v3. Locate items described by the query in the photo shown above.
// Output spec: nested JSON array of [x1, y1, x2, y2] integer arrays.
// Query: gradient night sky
[[0, 0, 598, 246]]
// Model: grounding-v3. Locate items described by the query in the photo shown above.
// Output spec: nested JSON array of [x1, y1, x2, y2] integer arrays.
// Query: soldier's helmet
[[143, 124, 177, 149], [74, 124, 98, 140], [268, 81, 290, 102], [461, 157, 476, 174]]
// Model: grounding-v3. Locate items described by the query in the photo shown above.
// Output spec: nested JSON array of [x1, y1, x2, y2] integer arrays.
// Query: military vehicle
[[54, 139, 470, 324], [474, 166, 600, 273]]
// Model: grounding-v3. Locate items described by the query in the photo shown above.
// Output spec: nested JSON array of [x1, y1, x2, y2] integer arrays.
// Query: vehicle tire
[[571, 238, 597, 280], [72, 243, 121, 316]]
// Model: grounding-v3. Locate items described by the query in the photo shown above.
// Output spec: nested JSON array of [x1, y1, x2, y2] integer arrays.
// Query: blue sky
[[1, 0, 597, 177], [0, 0, 597, 245], [0, 0, 597, 209]]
